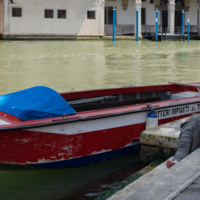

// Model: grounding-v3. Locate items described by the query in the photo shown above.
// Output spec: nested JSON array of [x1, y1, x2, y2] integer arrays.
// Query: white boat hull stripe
[[27, 103, 200, 135], [0, 120, 10, 125]]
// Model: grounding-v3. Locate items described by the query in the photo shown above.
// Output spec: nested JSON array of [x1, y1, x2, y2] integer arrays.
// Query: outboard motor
[[146, 103, 158, 130]]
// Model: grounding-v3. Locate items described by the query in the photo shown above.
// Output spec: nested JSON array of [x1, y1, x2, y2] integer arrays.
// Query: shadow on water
[[0, 154, 147, 200]]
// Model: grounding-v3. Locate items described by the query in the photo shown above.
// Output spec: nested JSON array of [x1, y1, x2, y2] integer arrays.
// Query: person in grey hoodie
[[167, 114, 200, 168]]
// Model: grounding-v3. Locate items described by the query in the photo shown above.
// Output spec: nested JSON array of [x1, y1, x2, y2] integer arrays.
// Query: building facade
[[0, 0, 105, 39], [0, 0, 199, 39], [105, 0, 199, 36]]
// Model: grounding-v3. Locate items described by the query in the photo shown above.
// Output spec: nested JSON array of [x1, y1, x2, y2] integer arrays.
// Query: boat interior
[[61, 82, 200, 112]]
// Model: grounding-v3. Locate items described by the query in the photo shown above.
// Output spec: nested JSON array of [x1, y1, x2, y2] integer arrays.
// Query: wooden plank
[[168, 82, 200, 88]]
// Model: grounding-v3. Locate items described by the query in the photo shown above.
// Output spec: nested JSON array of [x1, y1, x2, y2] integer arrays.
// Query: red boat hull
[[0, 112, 197, 168], [0, 83, 200, 168]]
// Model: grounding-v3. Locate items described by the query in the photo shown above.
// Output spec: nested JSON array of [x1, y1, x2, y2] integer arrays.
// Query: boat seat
[[171, 91, 199, 100]]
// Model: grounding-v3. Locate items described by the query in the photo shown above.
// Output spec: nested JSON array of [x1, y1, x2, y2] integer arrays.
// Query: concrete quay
[[174, 175, 200, 200], [140, 117, 189, 163], [107, 148, 200, 200], [107, 116, 200, 200], [2, 35, 138, 40]]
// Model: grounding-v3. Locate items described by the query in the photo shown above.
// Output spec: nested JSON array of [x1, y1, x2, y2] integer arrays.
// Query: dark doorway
[[141, 8, 146, 25], [175, 11, 182, 27], [105, 7, 116, 24], [162, 10, 168, 31]]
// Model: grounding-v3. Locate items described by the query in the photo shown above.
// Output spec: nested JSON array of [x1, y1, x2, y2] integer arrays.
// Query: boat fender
[[146, 106, 158, 130]]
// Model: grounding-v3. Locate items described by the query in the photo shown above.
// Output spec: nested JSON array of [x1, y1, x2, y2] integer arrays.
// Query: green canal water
[[0, 40, 200, 95], [0, 154, 145, 200], [0, 40, 200, 200]]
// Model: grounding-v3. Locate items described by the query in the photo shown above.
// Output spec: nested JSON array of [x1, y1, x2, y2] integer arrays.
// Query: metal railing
[[142, 25, 162, 36], [122, 25, 198, 36], [184, 25, 198, 35], [163, 26, 198, 35], [174, 27, 182, 34], [122, 27, 134, 35], [162, 27, 185, 40], [122, 25, 162, 36]]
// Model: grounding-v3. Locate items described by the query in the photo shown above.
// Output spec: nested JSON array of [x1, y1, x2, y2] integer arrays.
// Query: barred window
[[87, 11, 95, 19], [12, 8, 22, 17], [45, 9, 54, 18], [58, 10, 66, 19]]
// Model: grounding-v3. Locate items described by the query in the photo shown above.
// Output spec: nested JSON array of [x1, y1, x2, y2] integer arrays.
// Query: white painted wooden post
[[167, 0, 175, 34], [134, 0, 142, 37]]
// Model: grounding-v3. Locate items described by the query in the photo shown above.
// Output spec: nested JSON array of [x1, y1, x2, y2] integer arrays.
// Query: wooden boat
[[0, 82, 200, 168]]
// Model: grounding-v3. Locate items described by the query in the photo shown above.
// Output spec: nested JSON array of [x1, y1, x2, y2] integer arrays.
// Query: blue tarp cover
[[0, 86, 76, 121]]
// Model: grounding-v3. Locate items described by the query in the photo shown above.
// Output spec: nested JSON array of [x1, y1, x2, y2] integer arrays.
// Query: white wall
[[106, 0, 135, 25], [6, 0, 104, 36], [141, 1, 155, 25], [105, 0, 155, 26], [2, 0, 199, 36], [0, 1, 3, 34], [186, 0, 198, 25]]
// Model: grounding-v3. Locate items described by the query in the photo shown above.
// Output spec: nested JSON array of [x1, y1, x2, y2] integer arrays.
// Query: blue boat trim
[[28, 143, 141, 168]]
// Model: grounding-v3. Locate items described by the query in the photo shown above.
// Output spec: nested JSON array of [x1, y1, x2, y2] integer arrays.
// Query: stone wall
[[3, 0, 105, 37]]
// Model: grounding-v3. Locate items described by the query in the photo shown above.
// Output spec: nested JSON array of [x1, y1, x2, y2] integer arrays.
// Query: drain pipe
[[112, 7, 116, 42], [187, 18, 190, 42]]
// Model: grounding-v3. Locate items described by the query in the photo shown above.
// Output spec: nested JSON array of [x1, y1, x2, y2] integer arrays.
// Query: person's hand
[[166, 160, 178, 169]]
